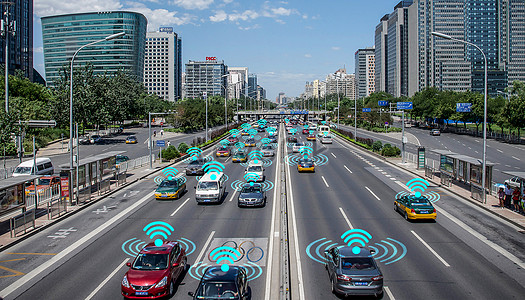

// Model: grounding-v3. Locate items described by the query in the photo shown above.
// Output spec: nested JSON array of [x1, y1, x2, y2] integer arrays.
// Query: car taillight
[[433, 208, 436, 213], [411, 209, 416, 214], [372, 275, 383, 281], [337, 275, 351, 281]]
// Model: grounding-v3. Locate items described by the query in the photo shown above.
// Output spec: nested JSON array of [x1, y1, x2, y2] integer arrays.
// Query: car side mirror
[[126, 262, 131, 267], [370, 249, 376, 254], [172, 262, 179, 267], [188, 292, 195, 297], [194, 186, 196, 189]]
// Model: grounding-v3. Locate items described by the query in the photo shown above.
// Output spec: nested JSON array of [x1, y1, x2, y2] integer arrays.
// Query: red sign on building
[[206, 57, 217, 61]]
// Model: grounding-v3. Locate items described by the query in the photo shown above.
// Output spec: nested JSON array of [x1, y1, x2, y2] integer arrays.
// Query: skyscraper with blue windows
[[41, 11, 147, 87]]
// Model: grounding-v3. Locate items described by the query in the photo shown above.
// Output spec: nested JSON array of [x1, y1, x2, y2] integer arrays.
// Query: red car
[[122, 241, 187, 299], [227, 136, 239, 143], [302, 129, 309, 134], [216, 146, 232, 157]]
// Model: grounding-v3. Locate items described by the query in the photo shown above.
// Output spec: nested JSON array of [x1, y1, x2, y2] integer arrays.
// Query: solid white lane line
[[228, 190, 238, 202], [512, 156, 521, 161], [365, 186, 381, 201], [321, 176, 330, 188], [411, 230, 450, 267], [497, 149, 503, 153], [193, 231, 215, 266], [343, 165, 353, 174], [384, 286, 395, 300], [85, 258, 129, 300], [170, 197, 190, 216], [0, 191, 155, 298], [331, 152, 337, 158], [338, 207, 354, 229], [265, 124, 283, 300], [285, 146, 306, 300]]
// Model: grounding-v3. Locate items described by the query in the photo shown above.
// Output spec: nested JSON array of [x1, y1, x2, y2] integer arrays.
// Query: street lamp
[[69, 31, 125, 203], [432, 31, 488, 203]]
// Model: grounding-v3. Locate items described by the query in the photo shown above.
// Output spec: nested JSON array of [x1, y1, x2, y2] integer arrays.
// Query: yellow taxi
[[297, 158, 315, 172], [244, 138, 256, 147], [125, 136, 137, 144], [155, 177, 186, 200], [232, 150, 248, 163], [306, 134, 316, 141], [394, 194, 436, 220], [241, 130, 250, 136], [215, 146, 231, 157]]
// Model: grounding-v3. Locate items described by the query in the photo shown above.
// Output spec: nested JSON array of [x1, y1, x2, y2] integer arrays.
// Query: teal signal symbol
[[299, 146, 313, 158], [234, 142, 245, 149], [244, 172, 260, 183], [229, 129, 240, 136], [210, 246, 242, 272], [154, 176, 164, 185], [143, 221, 174, 247], [261, 138, 271, 144], [266, 127, 276, 134], [341, 229, 372, 255], [249, 150, 263, 162], [187, 147, 202, 160], [203, 161, 225, 179], [162, 167, 178, 180], [406, 178, 430, 197], [304, 124, 309, 129], [321, 121, 326, 125], [248, 128, 257, 136], [285, 118, 289, 123], [219, 139, 230, 146], [290, 128, 297, 135], [257, 119, 267, 126], [241, 123, 251, 130]]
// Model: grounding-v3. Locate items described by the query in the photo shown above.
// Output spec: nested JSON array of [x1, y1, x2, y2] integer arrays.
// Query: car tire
[[404, 210, 409, 221], [376, 289, 384, 299], [394, 203, 398, 212], [331, 277, 338, 296], [168, 280, 175, 298]]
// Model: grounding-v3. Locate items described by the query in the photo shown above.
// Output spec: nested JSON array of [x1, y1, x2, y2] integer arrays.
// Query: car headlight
[[122, 275, 130, 288], [155, 276, 168, 288]]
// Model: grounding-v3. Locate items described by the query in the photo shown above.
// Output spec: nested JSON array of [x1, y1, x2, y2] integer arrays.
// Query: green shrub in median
[[160, 145, 180, 161], [372, 141, 382, 152], [177, 142, 189, 154]]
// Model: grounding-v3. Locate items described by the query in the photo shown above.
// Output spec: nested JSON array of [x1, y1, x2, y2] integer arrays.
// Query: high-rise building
[[278, 92, 285, 105], [184, 58, 227, 99], [257, 85, 266, 100], [248, 74, 257, 99], [324, 69, 355, 100], [0, 1, 33, 81], [375, 15, 389, 93], [386, 1, 412, 97], [41, 11, 147, 87], [144, 27, 182, 101], [355, 47, 376, 99], [227, 67, 248, 100]]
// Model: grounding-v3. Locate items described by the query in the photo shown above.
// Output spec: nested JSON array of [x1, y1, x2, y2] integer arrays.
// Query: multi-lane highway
[[0, 119, 524, 300]]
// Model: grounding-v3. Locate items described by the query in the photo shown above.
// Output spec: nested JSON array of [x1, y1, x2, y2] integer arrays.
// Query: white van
[[12, 158, 54, 177], [195, 172, 226, 203], [318, 125, 330, 137], [245, 160, 265, 182]]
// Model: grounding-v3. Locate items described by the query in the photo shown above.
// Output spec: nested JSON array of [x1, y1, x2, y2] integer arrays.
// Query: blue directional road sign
[[156, 140, 166, 147], [378, 101, 389, 107], [456, 103, 472, 112], [362, 108, 372, 112], [397, 102, 413, 110]]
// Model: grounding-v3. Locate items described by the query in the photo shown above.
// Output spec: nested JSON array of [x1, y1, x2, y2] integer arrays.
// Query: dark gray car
[[185, 158, 205, 176], [238, 183, 266, 207], [324, 246, 383, 298]]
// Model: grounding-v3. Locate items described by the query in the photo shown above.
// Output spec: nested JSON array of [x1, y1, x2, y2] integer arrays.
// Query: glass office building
[[184, 59, 228, 99], [41, 11, 147, 87]]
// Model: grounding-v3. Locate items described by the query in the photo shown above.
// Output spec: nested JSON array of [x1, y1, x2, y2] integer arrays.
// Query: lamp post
[[432, 31, 488, 203], [1, 1, 14, 113], [69, 31, 125, 202]]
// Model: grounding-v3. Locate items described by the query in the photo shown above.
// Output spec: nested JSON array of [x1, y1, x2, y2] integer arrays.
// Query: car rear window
[[341, 257, 376, 270]]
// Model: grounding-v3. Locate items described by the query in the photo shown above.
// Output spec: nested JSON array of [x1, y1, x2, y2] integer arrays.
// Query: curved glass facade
[[41, 11, 147, 86]]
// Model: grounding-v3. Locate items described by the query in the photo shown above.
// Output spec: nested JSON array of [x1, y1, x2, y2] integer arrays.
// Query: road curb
[[333, 134, 525, 231]]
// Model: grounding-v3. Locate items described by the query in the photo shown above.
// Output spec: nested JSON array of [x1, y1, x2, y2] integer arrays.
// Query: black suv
[[324, 246, 383, 298], [238, 183, 266, 207], [189, 266, 251, 300], [185, 158, 205, 176]]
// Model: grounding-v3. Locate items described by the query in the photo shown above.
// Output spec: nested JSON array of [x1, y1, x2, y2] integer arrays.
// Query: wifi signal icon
[[290, 128, 297, 135], [341, 229, 373, 254], [321, 121, 326, 125], [154, 176, 164, 185], [162, 167, 178, 180], [248, 128, 257, 136], [257, 119, 267, 126], [210, 246, 242, 272], [304, 125, 309, 129], [285, 118, 289, 123], [203, 161, 225, 179], [406, 178, 430, 198], [261, 138, 271, 144], [187, 147, 202, 160], [219, 140, 230, 147], [309, 130, 314, 135], [241, 123, 251, 130], [244, 172, 260, 184], [299, 146, 313, 158], [143, 221, 174, 247], [229, 129, 240, 137], [234, 142, 245, 149], [249, 150, 263, 162]]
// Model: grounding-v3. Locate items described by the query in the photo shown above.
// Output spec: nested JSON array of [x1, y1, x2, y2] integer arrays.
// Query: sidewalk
[[388, 158, 525, 229]]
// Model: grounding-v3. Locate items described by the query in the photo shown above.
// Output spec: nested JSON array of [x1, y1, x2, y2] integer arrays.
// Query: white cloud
[[275, 19, 285, 24], [172, 0, 214, 10], [304, 54, 312, 58], [238, 24, 260, 31], [210, 10, 228, 22], [302, 14, 308, 19], [35, 0, 123, 17], [228, 10, 258, 22], [271, 7, 292, 16], [223, 0, 233, 3], [331, 46, 341, 51], [127, 4, 195, 29]]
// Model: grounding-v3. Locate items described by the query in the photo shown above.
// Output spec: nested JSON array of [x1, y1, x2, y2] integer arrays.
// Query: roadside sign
[[397, 102, 413, 110], [362, 108, 372, 112], [203, 91, 207, 99], [156, 140, 166, 147], [378, 101, 389, 107], [385, 122, 389, 125], [456, 103, 472, 112]]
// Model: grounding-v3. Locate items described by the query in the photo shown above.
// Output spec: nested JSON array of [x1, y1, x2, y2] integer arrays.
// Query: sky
[[33, 0, 399, 101]]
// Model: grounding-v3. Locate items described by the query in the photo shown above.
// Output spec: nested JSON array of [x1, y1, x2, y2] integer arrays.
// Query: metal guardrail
[[78, 186, 92, 204], [98, 179, 111, 195], [25, 185, 61, 210], [1, 166, 15, 179], [117, 172, 126, 186], [425, 166, 434, 179], [117, 154, 156, 173], [471, 184, 484, 203], [47, 196, 67, 219], [10, 209, 36, 237], [440, 172, 453, 187]]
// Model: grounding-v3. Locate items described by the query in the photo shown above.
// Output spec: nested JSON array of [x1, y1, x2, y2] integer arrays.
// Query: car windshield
[[218, 147, 228, 152], [198, 181, 218, 190], [197, 282, 238, 298], [341, 257, 376, 270], [38, 178, 51, 185], [247, 166, 262, 172], [234, 152, 245, 156], [127, 136, 136, 140], [15, 167, 32, 174], [262, 146, 272, 150], [159, 180, 179, 188], [132, 253, 169, 270], [295, 143, 304, 147], [241, 186, 262, 193]]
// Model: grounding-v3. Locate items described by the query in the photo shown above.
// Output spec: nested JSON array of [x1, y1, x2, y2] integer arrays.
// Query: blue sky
[[34, 0, 398, 101]]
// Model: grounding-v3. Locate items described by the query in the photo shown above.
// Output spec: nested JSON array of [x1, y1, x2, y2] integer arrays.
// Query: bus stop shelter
[[59, 151, 125, 205], [431, 149, 495, 202]]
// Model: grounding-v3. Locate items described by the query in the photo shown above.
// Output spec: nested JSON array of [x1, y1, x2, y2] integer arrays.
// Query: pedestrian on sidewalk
[[498, 187, 505, 209], [521, 193, 525, 215], [512, 187, 520, 212], [504, 183, 513, 208], [160, 129, 164, 136]]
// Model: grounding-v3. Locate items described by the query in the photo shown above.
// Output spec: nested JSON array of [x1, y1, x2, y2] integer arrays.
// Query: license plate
[[192, 171, 196, 174], [136, 291, 148, 296], [420, 210, 428, 214], [354, 282, 368, 286]]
